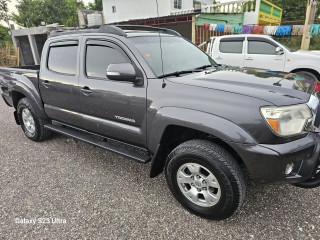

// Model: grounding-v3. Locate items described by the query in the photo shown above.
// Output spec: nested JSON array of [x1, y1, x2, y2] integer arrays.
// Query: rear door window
[[219, 39, 243, 54], [48, 45, 78, 75]]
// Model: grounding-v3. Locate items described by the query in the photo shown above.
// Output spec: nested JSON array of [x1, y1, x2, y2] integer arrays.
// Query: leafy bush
[[274, 36, 320, 51]]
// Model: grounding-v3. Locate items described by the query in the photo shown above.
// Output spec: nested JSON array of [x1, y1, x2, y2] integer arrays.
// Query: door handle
[[80, 86, 93, 96], [42, 80, 50, 88], [245, 58, 253, 61], [216, 57, 223, 60]]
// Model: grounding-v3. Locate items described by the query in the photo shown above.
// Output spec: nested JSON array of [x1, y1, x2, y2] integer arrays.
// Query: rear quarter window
[[48, 45, 78, 75]]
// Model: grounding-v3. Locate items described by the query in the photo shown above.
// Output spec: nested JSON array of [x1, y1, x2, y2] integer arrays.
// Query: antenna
[[155, 0, 166, 88]]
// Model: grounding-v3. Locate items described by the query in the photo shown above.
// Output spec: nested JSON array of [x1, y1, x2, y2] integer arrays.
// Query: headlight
[[260, 104, 313, 137]]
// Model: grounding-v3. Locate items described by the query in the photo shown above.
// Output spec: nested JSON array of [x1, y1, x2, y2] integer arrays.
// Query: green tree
[[0, 0, 11, 26], [13, 0, 85, 27], [88, 0, 102, 11], [269, 0, 318, 23], [0, 25, 11, 47], [64, 0, 86, 26]]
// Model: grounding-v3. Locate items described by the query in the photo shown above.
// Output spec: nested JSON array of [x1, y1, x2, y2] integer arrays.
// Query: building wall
[[196, 13, 244, 26], [197, 0, 215, 6], [103, 0, 195, 24], [243, 0, 260, 25], [170, 0, 193, 12], [243, 11, 259, 25]]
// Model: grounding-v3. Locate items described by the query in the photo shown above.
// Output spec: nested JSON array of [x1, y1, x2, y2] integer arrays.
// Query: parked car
[[1, 26, 320, 220], [205, 34, 320, 81]]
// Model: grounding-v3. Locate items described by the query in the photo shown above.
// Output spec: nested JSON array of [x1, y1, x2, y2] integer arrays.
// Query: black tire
[[295, 71, 319, 82], [17, 98, 52, 142], [165, 139, 246, 220]]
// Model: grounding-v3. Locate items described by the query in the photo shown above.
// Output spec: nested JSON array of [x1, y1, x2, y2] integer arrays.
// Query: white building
[[102, 0, 213, 24]]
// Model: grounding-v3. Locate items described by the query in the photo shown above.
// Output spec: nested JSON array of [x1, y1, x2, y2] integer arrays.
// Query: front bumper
[[230, 132, 320, 183]]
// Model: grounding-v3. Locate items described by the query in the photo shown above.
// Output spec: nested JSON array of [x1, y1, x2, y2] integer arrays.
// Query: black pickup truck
[[1, 25, 320, 220]]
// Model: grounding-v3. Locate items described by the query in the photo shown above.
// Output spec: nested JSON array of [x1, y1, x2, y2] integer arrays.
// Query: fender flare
[[287, 66, 320, 76], [148, 107, 257, 177], [148, 107, 256, 154], [9, 73, 47, 119]]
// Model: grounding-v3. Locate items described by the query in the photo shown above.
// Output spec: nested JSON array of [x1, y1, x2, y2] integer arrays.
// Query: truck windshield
[[130, 36, 216, 77]]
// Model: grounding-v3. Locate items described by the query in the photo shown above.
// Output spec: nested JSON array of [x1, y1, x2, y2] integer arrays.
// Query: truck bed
[[0, 65, 40, 73], [0, 65, 40, 107]]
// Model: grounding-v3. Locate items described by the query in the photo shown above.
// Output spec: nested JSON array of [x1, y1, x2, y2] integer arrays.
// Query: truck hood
[[168, 66, 317, 106], [295, 50, 320, 57]]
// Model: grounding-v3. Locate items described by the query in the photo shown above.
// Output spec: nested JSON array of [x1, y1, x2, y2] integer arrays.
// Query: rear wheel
[[17, 98, 52, 142], [165, 140, 246, 220]]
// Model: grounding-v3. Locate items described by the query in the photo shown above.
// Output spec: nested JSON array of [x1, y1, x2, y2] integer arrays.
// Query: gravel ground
[[1, 100, 320, 240]]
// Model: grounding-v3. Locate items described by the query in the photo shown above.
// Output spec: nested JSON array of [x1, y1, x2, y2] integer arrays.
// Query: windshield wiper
[[158, 64, 219, 78], [194, 65, 214, 70], [158, 69, 201, 78]]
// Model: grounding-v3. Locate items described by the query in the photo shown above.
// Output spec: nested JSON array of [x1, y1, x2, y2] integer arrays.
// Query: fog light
[[285, 163, 294, 175]]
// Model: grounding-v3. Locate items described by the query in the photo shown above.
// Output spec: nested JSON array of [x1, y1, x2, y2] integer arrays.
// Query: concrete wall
[[16, 36, 34, 66], [11, 25, 59, 66], [103, 0, 195, 24], [243, 11, 259, 25]]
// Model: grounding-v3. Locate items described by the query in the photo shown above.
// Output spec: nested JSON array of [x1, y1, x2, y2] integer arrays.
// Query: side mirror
[[106, 63, 137, 82], [276, 47, 284, 55]]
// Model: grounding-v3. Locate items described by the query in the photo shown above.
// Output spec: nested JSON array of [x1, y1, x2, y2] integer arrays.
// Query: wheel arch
[[291, 68, 320, 80], [148, 107, 255, 178], [10, 80, 47, 119], [12, 91, 26, 109]]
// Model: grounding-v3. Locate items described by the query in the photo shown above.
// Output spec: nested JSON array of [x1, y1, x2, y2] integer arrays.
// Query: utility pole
[[301, 0, 318, 50]]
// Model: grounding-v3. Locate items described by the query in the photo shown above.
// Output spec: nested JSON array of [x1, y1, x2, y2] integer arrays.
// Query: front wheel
[[165, 140, 246, 220], [295, 71, 319, 82], [17, 98, 52, 142]]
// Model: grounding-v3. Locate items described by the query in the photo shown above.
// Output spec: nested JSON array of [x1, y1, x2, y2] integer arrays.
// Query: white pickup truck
[[205, 34, 320, 81]]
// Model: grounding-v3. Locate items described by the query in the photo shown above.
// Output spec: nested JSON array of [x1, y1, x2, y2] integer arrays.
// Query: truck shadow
[[46, 134, 319, 225]]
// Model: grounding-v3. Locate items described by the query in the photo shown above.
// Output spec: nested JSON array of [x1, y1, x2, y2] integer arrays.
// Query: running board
[[44, 123, 151, 164]]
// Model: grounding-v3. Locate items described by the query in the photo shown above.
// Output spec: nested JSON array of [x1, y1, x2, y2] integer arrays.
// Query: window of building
[[86, 45, 129, 79], [112, 6, 116, 13], [219, 41, 243, 54], [248, 41, 277, 55], [174, 0, 182, 9], [48, 45, 77, 75]]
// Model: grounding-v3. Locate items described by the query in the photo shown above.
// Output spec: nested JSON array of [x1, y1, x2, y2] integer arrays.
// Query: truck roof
[[50, 25, 181, 39], [210, 34, 273, 40]]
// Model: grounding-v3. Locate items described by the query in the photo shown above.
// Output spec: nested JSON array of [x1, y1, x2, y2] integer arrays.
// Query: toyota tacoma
[[1, 25, 320, 220]]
